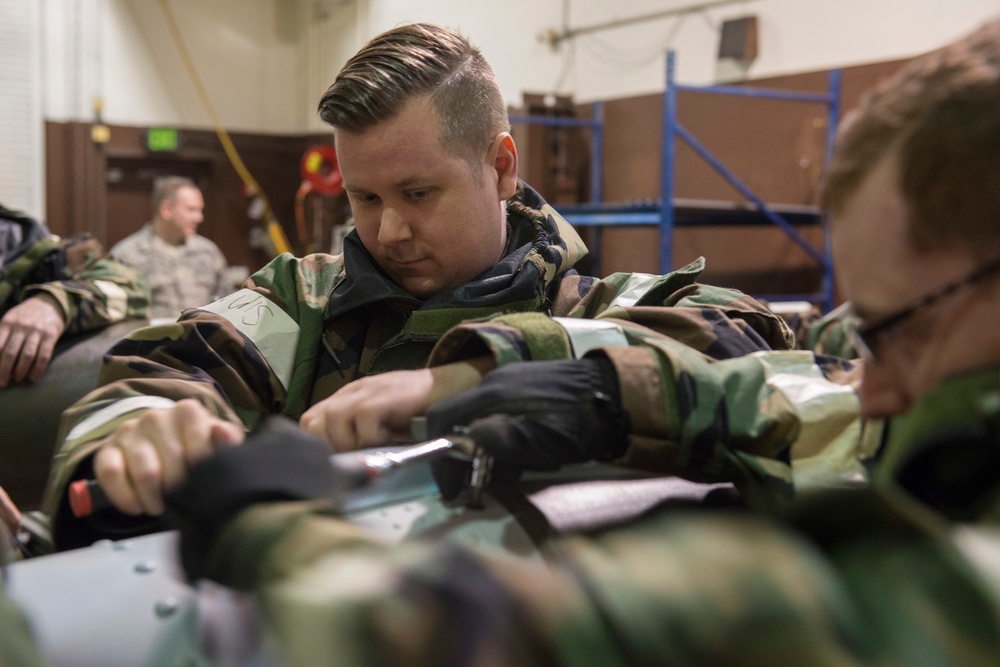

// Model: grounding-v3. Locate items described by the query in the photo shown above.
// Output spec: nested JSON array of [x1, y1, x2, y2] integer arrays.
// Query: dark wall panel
[[46, 123, 347, 275], [560, 57, 913, 300]]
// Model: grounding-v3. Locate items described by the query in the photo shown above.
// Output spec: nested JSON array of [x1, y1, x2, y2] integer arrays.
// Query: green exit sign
[[147, 127, 179, 152]]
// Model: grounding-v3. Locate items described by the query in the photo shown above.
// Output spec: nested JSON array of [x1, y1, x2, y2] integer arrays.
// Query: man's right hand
[[92, 399, 245, 517], [0, 294, 67, 387]]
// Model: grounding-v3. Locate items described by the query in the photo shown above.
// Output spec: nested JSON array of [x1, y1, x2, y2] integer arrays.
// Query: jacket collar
[[876, 365, 1000, 519], [0, 206, 48, 268]]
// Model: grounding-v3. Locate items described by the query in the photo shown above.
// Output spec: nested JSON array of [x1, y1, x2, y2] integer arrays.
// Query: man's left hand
[[0, 294, 66, 387]]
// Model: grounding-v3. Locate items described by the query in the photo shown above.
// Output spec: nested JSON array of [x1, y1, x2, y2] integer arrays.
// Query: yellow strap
[[157, 0, 291, 256]]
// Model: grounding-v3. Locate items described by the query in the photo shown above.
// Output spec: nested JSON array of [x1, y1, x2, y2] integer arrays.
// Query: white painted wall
[[11, 0, 998, 218], [533, 0, 1000, 103], [38, 0, 1000, 135], [42, 0, 317, 132], [311, 0, 1000, 124], [0, 0, 43, 216]]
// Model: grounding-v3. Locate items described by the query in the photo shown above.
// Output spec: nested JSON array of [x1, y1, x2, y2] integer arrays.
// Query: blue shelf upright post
[[820, 69, 841, 313], [661, 52, 678, 274], [589, 102, 604, 274], [508, 103, 606, 273], [661, 50, 841, 312]]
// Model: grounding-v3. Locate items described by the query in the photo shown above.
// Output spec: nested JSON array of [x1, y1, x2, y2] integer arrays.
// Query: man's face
[[334, 96, 515, 300], [161, 186, 205, 240], [831, 152, 994, 419]]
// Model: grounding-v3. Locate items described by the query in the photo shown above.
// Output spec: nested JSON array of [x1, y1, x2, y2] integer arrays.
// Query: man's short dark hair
[[317, 23, 510, 175]]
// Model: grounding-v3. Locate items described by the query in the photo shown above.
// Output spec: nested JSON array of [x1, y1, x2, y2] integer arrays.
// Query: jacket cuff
[[427, 313, 573, 367], [601, 347, 677, 460], [20, 285, 74, 325]]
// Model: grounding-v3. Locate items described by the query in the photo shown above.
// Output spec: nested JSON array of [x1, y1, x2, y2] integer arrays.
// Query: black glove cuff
[[165, 419, 336, 582], [587, 354, 631, 461]]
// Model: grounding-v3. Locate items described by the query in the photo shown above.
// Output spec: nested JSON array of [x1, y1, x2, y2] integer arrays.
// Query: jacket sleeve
[[41, 252, 337, 545], [794, 302, 861, 358], [20, 235, 150, 334], [427, 311, 872, 506], [549, 257, 797, 359], [195, 490, 1000, 667]]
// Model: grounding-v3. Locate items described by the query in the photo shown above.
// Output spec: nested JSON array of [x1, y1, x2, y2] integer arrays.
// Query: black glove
[[165, 416, 341, 583], [425, 357, 630, 498]]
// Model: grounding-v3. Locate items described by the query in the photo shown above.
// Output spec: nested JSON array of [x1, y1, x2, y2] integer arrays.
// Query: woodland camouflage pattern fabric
[[0, 522, 45, 667], [44, 181, 860, 545], [790, 302, 860, 359], [184, 364, 1000, 667], [0, 205, 149, 336], [0, 581, 45, 667], [0, 521, 45, 667], [428, 311, 867, 509]]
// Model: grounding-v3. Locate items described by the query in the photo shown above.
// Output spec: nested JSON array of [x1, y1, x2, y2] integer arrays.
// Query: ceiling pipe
[[540, 0, 762, 50]]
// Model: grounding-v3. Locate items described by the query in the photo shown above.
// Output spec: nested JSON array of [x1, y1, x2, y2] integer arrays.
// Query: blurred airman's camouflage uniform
[[1, 515, 45, 666], [791, 302, 860, 359], [42, 182, 863, 548], [0, 204, 148, 666], [0, 579, 45, 667], [185, 361, 1000, 667], [110, 222, 228, 321]]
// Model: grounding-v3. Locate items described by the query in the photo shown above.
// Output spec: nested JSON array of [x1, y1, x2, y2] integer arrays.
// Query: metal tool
[[69, 436, 494, 518]]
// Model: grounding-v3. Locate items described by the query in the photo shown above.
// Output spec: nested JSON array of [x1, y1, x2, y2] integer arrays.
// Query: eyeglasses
[[850, 255, 1000, 363]]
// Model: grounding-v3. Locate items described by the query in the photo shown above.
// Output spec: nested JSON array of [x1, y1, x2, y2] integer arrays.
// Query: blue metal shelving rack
[[512, 51, 842, 313]]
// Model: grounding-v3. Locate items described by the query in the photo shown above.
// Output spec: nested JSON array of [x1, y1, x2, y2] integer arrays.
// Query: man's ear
[[158, 199, 173, 221], [490, 133, 518, 200]]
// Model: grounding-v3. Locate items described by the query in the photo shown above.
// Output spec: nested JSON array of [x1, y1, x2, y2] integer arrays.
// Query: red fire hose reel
[[297, 145, 344, 252], [299, 144, 344, 196]]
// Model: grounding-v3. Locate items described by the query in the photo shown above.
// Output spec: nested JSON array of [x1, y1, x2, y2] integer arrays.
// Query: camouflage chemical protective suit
[[0, 520, 45, 667], [44, 181, 838, 548], [0, 205, 149, 667], [0, 205, 149, 336], [185, 362, 1000, 667], [0, 580, 45, 667]]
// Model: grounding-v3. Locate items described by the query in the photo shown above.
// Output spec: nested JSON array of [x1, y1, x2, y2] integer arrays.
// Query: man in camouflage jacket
[[153, 17, 1000, 666], [0, 203, 149, 387], [45, 177, 804, 548], [0, 203, 149, 651], [0, 491, 45, 666], [42, 23, 809, 549]]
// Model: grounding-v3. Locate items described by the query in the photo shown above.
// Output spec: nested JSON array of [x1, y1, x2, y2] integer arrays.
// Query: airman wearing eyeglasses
[[820, 37, 1000, 515], [827, 127, 1000, 423]]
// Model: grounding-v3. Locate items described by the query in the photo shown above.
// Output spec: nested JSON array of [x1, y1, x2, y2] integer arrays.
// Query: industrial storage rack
[[511, 51, 841, 312]]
